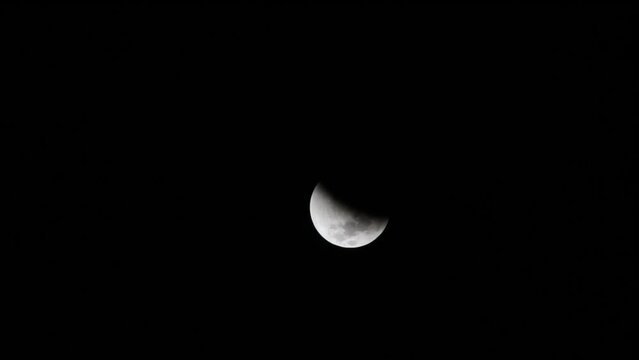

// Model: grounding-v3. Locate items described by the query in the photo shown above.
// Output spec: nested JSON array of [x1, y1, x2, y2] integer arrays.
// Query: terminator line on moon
[[309, 182, 389, 248]]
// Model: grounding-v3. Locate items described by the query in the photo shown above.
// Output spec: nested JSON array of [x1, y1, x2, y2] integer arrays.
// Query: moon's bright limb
[[309, 182, 389, 248]]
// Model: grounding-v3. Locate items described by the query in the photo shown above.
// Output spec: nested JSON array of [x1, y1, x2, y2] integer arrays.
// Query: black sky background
[[5, 3, 637, 358]]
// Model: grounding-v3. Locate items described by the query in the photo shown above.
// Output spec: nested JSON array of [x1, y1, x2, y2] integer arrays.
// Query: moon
[[309, 182, 389, 248]]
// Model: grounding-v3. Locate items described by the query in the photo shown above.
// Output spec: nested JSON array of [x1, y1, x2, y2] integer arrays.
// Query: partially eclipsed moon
[[309, 182, 389, 248]]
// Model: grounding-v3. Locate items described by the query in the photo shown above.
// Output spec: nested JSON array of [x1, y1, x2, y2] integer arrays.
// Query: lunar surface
[[309, 182, 389, 248]]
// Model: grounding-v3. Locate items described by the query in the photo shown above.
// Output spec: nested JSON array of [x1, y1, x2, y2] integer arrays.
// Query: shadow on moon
[[310, 182, 389, 248]]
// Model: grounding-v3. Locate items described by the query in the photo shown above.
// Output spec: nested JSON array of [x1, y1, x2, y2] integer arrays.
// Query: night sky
[[6, 4, 636, 358]]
